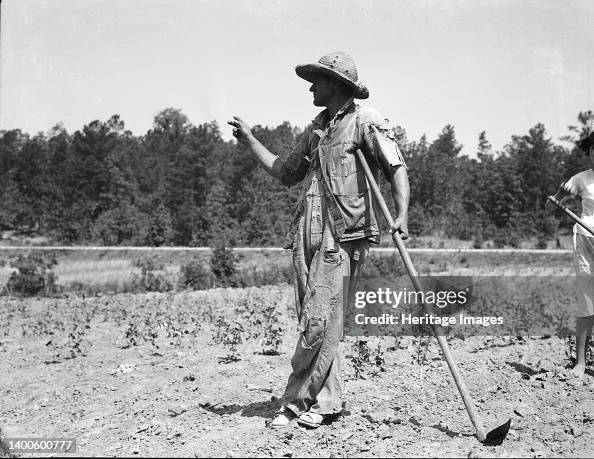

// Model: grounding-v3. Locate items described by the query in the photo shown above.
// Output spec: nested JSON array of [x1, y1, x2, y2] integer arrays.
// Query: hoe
[[355, 149, 511, 445]]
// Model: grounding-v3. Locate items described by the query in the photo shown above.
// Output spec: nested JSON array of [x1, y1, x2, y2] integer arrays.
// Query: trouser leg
[[283, 238, 369, 416], [283, 243, 348, 415], [310, 248, 368, 414]]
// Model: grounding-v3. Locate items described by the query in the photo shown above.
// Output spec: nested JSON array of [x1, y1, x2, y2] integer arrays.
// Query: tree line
[[0, 108, 592, 247]]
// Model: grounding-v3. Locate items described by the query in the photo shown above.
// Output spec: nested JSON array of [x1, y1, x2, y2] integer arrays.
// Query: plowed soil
[[1, 286, 593, 458]]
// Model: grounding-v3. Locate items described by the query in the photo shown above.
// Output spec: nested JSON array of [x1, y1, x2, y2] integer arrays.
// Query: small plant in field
[[212, 315, 245, 362], [209, 244, 238, 287], [350, 338, 372, 379], [21, 316, 64, 337], [178, 259, 212, 290], [259, 302, 285, 355], [123, 315, 157, 347], [349, 339, 386, 379], [131, 256, 172, 292], [166, 311, 200, 341], [66, 323, 87, 357], [45, 322, 89, 363], [6, 254, 57, 297], [124, 321, 144, 347], [201, 304, 215, 324], [155, 315, 192, 346], [234, 297, 285, 354], [374, 342, 386, 369], [387, 336, 403, 351]]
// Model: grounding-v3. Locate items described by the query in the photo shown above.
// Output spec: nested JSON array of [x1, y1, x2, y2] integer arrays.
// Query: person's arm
[[227, 116, 284, 180], [359, 111, 410, 238], [228, 116, 311, 185], [388, 165, 410, 239]]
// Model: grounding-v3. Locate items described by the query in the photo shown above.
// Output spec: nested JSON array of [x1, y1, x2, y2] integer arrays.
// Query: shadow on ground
[[199, 399, 281, 419]]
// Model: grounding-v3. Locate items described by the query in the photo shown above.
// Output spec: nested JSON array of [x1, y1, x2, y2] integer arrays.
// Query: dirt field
[[1, 282, 594, 458]]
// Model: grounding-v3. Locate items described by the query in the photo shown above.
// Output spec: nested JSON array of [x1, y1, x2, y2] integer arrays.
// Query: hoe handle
[[547, 195, 594, 238], [354, 149, 487, 442]]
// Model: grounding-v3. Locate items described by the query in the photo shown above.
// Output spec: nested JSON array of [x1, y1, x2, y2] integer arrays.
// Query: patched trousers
[[283, 214, 368, 416]]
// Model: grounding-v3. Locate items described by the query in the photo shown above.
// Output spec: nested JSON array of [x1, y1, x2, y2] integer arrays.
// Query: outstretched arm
[[388, 165, 410, 239], [227, 116, 284, 181]]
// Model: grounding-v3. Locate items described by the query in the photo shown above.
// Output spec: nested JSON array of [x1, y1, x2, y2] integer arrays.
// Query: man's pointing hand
[[227, 116, 254, 147]]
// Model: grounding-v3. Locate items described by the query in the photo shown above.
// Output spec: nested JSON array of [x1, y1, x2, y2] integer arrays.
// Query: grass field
[[0, 246, 577, 296]]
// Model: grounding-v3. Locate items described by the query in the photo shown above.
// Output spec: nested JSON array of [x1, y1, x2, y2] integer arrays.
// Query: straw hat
[[295, 52, 369, 99]]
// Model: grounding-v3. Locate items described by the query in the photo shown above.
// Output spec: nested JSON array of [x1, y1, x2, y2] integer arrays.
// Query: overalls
[[282, 150, 368, 416]]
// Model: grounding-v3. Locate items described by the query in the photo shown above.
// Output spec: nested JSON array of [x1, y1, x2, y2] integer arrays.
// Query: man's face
[[309, 74, 337, 107]]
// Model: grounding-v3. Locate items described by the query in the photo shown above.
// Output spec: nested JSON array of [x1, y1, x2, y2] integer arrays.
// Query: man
[[228, 51, 410, 428], [546, 130, 594, 377]]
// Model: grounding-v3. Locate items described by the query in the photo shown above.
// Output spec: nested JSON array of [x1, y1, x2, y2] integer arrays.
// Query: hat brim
[[295, 63, 369, 99], [577, 132, 594, 155]]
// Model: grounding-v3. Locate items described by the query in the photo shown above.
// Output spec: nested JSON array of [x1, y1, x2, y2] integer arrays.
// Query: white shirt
[[565, 169, 594, 236]]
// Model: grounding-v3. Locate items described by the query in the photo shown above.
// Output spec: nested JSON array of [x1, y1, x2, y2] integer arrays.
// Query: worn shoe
[[297, 412, 327, 428], [271, 408, 296, 429]]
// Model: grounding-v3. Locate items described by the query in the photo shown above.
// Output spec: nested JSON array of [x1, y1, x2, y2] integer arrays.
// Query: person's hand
[[390, 216, 409, 240], [546, 182, 573, 213], [559, 181, 574, 197], [227, 116, 254, 147]]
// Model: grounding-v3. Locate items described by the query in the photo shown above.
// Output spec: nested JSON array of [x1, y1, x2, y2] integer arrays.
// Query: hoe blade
[[482, 418, 512, 446]]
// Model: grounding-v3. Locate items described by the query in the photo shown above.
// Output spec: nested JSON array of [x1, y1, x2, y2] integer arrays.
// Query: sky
[[0, 0, 592, 156]]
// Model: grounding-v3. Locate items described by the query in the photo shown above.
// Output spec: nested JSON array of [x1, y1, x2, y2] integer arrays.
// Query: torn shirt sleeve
[[361, 118, 407, 181], [277, 126, 313, 187]]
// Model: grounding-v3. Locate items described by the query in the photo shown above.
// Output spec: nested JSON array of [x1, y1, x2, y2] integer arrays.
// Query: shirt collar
[[311, 97, 356, 129]]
